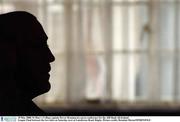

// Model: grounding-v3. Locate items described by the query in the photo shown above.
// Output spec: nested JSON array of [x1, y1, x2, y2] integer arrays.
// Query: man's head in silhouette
[[0, 11, 55, 115]]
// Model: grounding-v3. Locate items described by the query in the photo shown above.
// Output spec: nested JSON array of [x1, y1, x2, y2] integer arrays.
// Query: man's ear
[[0, 43, 16, 78]]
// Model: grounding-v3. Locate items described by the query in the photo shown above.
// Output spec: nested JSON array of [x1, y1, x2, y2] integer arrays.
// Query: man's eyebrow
[[44, 35, 48, 40], [41, 35, 48, 41], [46, 35, 48, 40]]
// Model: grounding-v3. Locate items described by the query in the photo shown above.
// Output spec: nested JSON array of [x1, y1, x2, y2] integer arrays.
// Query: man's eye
[[30, 43, 49, 48]]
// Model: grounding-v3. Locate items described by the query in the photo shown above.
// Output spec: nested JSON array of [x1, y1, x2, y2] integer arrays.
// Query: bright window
[[1, 0, 180, 106]]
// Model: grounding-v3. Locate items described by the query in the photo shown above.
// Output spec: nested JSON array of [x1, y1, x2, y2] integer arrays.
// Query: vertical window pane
[[113, 4, 149, 51], [135, 54, 149, 100], [159, 2, 176, 50], [159, 53, 175, 101], [85, 55, 106, 100]]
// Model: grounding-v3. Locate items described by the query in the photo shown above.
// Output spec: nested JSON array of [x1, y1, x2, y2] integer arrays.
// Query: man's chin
[[23, 78, 51, 99], [26, 82, 51, 99]]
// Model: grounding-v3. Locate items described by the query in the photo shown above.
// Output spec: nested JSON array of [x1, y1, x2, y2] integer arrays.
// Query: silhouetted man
[[0, 11, 55, 115]]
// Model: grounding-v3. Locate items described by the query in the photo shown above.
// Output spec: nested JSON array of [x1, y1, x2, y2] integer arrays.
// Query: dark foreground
[[42, 103, 180, 116]]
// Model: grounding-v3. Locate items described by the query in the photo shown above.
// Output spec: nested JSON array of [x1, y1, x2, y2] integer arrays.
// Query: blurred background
[[1, 0, 180, 114]]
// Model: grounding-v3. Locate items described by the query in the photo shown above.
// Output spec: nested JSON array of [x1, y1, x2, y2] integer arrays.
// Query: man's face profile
[[13, 12, 55, 99], [0, 11, 55, 115]]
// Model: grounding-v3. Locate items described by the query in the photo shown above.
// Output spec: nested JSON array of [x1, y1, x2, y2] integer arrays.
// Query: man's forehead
[[29, 24, 48, 43], [0, 11, 48, 45], [28, 37, 48, 45]]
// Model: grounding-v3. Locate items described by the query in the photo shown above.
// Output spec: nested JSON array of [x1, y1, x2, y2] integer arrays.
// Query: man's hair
[[0, 11, 47, 45]]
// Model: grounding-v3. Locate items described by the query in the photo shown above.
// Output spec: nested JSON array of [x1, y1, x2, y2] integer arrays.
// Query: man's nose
[[47, 48, 55, 62]]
